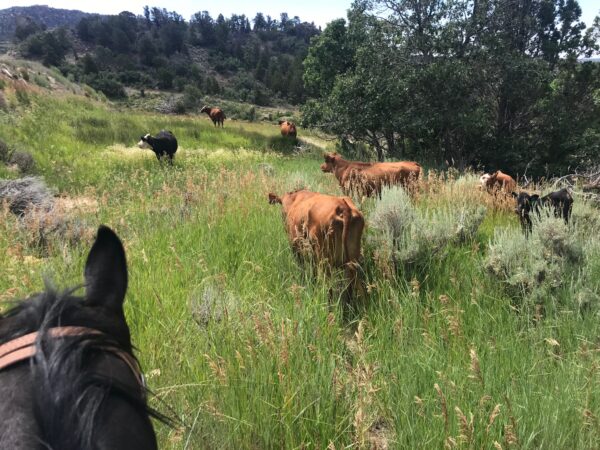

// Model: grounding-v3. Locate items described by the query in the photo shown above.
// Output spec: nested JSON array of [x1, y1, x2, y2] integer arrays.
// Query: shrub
[[485, 210, 596, 312], [226, 103, 258, 121], [0, 176, 93, 251], [0, 138, 12, 163], [486, 226, 560, 297], [32, 73, 49, 88], [0, 176, 54, 216], [21, 209, 94, 252], [157, 67, 174, 89], [247, 106, 256, 121], [370, 186, 486, 272], [155, 96, 179, 114], [10, 151, 36, 173], [19, 68, 30, 81], [173, 77, 187, 92], [86, 74, 126, 99], [190, 280, 238, 328], [172, 96, 187, 114], [179, 84, 202, 112], [15, 87, 30, 105], [256, 163, 274, 176]]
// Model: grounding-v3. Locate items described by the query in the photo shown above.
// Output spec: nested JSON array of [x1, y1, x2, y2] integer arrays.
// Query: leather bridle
[[0, 326, 145, 392]]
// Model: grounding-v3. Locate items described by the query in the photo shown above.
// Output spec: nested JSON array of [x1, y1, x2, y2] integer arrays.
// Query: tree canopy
[[15, 7, 319, 105], [303, 0, 600, 175]]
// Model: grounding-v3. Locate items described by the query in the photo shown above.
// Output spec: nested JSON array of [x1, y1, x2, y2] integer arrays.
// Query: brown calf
[[278, 120, 297, 138], [320, 152, 421, 197], [268, 189, 364, 296]]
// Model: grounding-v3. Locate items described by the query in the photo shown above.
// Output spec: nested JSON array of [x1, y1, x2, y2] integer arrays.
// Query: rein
[[0, 326, 145, 391]]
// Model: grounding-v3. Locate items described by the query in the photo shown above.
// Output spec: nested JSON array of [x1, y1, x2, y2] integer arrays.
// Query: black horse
[[0, 226, 161, 449]]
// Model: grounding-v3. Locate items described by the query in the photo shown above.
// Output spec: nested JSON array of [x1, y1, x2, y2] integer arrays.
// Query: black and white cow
[[137, 130, 178, 164], [512, 188, 574, 233]]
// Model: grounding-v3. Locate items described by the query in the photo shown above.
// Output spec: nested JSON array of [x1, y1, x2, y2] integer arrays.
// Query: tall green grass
[[1, 92, 599, 448]]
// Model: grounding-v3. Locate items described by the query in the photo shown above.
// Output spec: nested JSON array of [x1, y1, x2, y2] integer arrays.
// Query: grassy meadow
[[1, 89, 600, 449]]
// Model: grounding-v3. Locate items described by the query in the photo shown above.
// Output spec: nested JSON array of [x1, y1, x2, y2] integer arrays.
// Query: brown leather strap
[[0, 326, 144, 390]]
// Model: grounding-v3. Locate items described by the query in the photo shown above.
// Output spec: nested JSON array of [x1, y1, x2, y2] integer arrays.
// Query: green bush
[[180, 85, 202, 112], [0, 138, 12, 163], [86, 74, 126, 99], [32, 74, 49, 88], [190, 280, 239, 328], [485, 208, 598, 313], [369, 186, 486, 271], [10, 151, 36, 173], [15, 88, 30, 106], [173, 98, 187, 114], [0, 92, 7, 112], [157, 67, 174, 90]]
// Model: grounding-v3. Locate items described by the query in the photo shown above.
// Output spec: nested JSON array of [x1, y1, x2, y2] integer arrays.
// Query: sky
[[0, 0, 598, 29]]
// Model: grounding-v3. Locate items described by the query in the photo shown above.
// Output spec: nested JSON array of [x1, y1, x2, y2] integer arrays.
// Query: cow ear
[[511, 192, 518, 198], [84, 226, 128, 312], [268, 193, 282, 204], [278, 120, 284, 125]]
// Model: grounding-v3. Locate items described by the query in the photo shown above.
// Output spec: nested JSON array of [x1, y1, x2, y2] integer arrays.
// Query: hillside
[[2, 5, 319, 107], [0, 5, 89, 40]]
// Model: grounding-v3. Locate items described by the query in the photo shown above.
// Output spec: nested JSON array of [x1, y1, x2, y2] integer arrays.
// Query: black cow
[[512, 188, 573, 233], [137, 130, 178, 164]]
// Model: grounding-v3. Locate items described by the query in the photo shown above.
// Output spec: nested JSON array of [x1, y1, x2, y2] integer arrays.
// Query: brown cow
[[320, 152, 421, 197], [268, 189, 364, 296], [278, 120, 297, 138], [200, 106, 226, 127], [484, 170, 516, 193]]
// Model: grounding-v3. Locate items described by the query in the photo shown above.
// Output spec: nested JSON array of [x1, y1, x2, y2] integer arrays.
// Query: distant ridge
[[0, 5, 91, 40]]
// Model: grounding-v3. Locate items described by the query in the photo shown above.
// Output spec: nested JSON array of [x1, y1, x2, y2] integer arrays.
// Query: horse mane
[[1, 287, 168, 448]]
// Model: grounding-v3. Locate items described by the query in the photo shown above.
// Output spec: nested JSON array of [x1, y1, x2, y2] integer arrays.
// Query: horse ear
[[84, 226, 128, 311]]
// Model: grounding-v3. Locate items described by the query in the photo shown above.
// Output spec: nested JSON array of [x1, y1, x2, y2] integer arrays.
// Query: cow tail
[[341, 200, 352, 262]]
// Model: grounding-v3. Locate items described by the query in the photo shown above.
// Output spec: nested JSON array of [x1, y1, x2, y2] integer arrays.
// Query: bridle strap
[[0, 326, 144, 390]]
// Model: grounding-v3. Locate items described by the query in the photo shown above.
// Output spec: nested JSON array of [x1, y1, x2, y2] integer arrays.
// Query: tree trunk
[[366, 130, 385, 161], [374, 142, 385, 162], [384, 131, 396, 160]]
